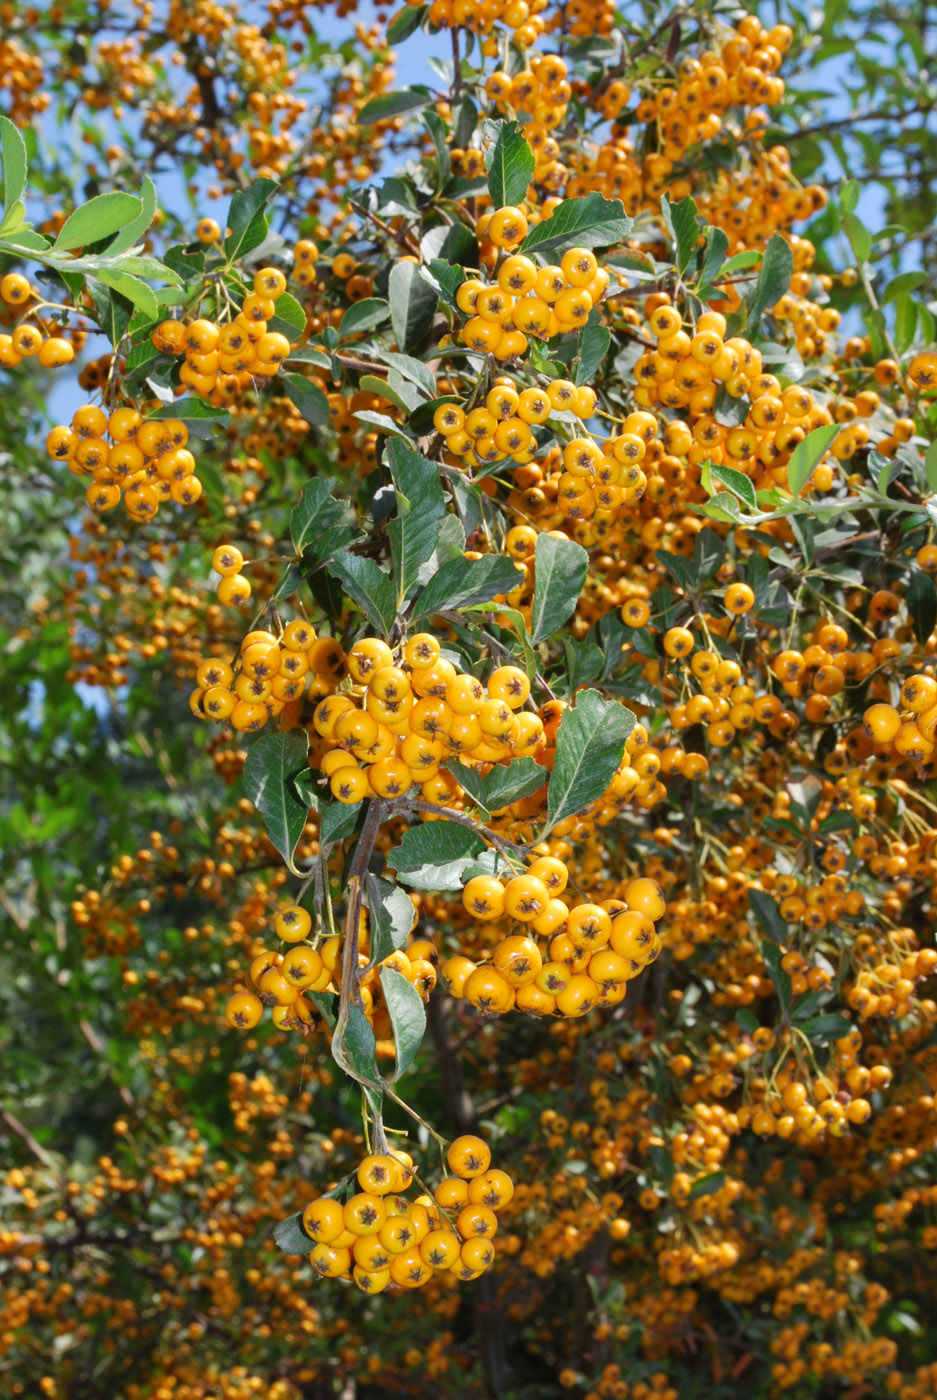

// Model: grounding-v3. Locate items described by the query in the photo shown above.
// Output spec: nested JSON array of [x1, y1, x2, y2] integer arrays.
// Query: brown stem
[[338, 799, 387, 1028]]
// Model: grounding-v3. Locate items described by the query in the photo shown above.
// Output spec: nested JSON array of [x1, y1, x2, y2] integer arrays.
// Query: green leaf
[[799, 1013, 854, 1043], [485, 119, 535, 208], [105, 176, 157, 254], [366, 875, 416, 966], [267, 291, 306, 340], [787, 423, 839, 496], [286, 345, 330, 368], [882, 270, 926, 305], [842, 211, 871, 266], [386, 439, 446, 604], [708, 463, 757, 510], [574, 309, 610, 386], [387, 820, 486, 889], [449, 757, 546, 817], [86, 277, 133, 350], [530, 533, 588, 643], [389, 260, 438, 351], [660, 193, 700, 274], [242, 730, 310, 876], [717, 249, 761, 275], [333, 1004, 383, 1110], [839, 178, 860, 214], [380, 967, 426, 1081], [748, 888, 787, 944], [520, 193, 633, 255], [320, 799, 363, 846], [893, 296, 917, 355], [291, 477, 353, 558], [0, 115, 27, 211], [908, 571, 937, 646], [152, 399, 228, 424], [744, 232, 793, 330], [281, 371, 330, 427], [925, 442, 937, 494], [223, 177, 277, 264], [53, 193, 143, 252], [358, 88, 433, 123], [386, 3, 425, 41], [688, 1171, 725, 1200], [413, 554, 522, 619], [339, 298, 390, 339], [327, 551, 396, 636], [423, 258, 464, 309], [760, 939, 791, 1012], [544, 690, 634, 836], [84, 266, 159, 318], [272, 1210, 312, 1255]]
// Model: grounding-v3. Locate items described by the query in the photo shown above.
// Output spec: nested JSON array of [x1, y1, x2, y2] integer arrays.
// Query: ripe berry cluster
[[301, 1136, 512, 1292]]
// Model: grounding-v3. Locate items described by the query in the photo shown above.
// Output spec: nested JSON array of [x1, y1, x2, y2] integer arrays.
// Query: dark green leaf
[[787, 423, 839, 496], [380, 967, 426, 1081], [574, 309, 610, 385], [708, 462, 757, 510], [908, 571, 937, 646], [530, 532, 588, 643], [749, 888, 787, 944], [760, 939, 791, 1012], [387, 819, 486, 889], [660, 193, 700, 274], [333, 1004, 382, 1104], [413, 554, 522, 619], [422, 258, 464, 309], [386, 3, 425, 41], [223, 177, 277, 264], [272, 1211, 311, 1255], [485, 119, 535, 208], [327, 552, 396, 636], [449, 757, 545, 816], [339, 298, 390, 339], [386, 439, 446, 604], [291, 477, 353, 558], [544, 690, 634, 835], [281, 371, 330, 427], [744, 232, 793, 331], [799, 1013, 854, 1042], [366, 875, 416, 966], [520, 193, 633, 255], [882, 270, 926, 305], [267, 291, 306, 340], [688, 1171, 725, 1199], [152, 399, 228, 424], [358, 88, 433, 123], [242, 730, 309, 876], [389, 261, 438, 350], [320, 799, 362, 846]]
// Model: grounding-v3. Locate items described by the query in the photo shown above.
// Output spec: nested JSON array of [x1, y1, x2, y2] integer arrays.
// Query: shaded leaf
[[389, 260, 438, 350], [530, 532, 588, 642], [327, 551, 396, 636], [380, 967, 426, 1080], [544, 690, 634, 836], [520, 193, 633, 254], [485, 119, 535, 207], [281, 372, 330, 427], [242, 730, 309, 876], [413, 554, 522, 619], [366, 875, 416, 966]]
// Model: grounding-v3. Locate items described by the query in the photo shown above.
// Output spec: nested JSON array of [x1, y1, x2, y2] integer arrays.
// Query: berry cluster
[[301, 1136, 512, 1292], [448, 864, 664, 1017], [456, 239, 609, 359], [193, 614, 345, 732], [45, 406, 202, 519], [151, 266, 297, 407], [433, 373, 596, 469]]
